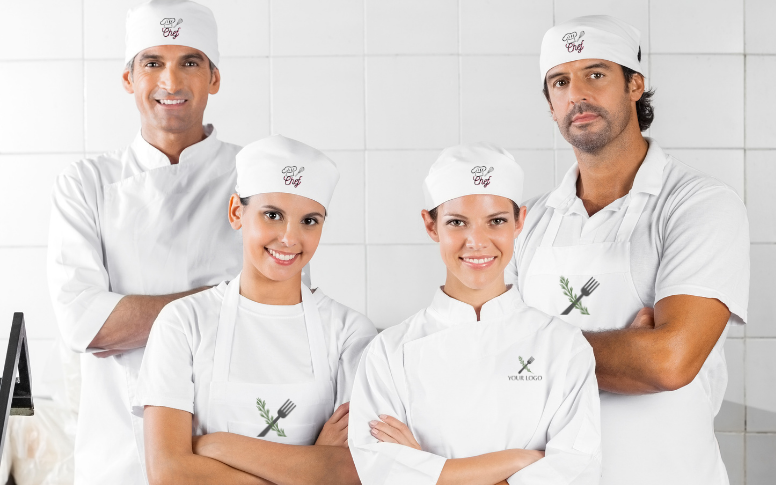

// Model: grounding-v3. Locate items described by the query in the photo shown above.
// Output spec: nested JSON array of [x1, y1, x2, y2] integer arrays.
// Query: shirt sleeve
[[334, 312, 378, 408], [47, 168, 124, 353], [655, 186, 749, 324], [348, 337, 447, 485], [508, 336, 602, 485], [133, 301, 196, 416]]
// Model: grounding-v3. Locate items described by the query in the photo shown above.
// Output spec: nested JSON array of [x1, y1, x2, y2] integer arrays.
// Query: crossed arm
[[144, 403, 360, 485], [585, 294, 731, 395]]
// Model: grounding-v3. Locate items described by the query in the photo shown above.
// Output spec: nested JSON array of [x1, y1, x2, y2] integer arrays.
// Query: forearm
[[89, 287, 208, 351], [147, 451, 273, 485], [197, 433, 359, 485], [437, 449, 543, 485]]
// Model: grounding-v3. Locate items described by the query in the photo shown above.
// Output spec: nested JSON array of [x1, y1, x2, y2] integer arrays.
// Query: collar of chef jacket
[[546, 137, 668, 217], [428, 285, 524, 325], [130, 123, 222, 171]]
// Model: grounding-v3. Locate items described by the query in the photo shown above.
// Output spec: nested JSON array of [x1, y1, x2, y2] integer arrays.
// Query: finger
[[379, 414, 418, 446], [328, 402, 350, 423], [369, 420, 407, 445], [370, 426, 398, 444]]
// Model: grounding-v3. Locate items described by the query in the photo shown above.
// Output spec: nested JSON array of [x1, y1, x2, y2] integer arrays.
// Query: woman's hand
[[629, 307, 655, 329], [315, 402, 350, 447], [369, 414, 421, 450]]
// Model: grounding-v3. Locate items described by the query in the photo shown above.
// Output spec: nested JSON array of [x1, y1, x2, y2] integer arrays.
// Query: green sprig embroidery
[[256, 398, 286, 437], [560, 276, 590, 315]]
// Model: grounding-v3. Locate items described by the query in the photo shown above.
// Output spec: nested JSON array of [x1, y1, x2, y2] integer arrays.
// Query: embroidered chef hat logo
[[471, 166, 494, 188], [282, 166, 305, 188], [160, 17, 183, 39], [540, 15, 642, 82], [562, 31, 585, 53]]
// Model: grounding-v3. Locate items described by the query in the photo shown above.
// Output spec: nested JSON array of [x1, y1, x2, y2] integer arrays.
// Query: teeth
[[268, 248, 298, 261], [159, 99, 185, 105], [464, 257, 495, 264]]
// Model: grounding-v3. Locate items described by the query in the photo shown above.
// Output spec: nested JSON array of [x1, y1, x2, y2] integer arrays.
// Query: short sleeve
[[655, 186, 749, 324], [133, 302, 196, 415], [335, 311, 377, 408]]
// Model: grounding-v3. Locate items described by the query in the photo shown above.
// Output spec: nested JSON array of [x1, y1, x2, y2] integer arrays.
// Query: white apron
[[522, 192, 727, 484], [206, 273, 335, 445], [99, 143, 241, 483]]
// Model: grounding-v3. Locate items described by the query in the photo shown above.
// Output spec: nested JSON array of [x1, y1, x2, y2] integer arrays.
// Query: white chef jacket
[[47, 126, 243, 485], [349, 287, 602, 485], [506, 139, 749, 423], [133, 281, 377, 434]]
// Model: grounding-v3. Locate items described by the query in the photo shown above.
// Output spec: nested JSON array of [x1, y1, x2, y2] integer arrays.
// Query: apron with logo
[[522, 191, 726, 484], [402, 311, 554, 459], [206, 273, 334, 445]]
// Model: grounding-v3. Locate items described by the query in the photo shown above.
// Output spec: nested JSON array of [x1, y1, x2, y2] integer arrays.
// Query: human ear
[[421, 210, 440, 243], [122, 67, 134, 94], [513, 206, 527, 239], [629, 73, 645, 102], [209, 67, 221, 95], [228, 194, 243, 230]]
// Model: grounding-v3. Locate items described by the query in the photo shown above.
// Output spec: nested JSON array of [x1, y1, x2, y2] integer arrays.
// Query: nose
[[279, 221, 300, 248], [158, 64, 182, 94], [566, 73, 589, 105], [465, 223, 490, 251]]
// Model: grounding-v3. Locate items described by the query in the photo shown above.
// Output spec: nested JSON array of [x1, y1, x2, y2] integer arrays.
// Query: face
[[122, 45, 220, 134], [422, 195, 526, 291], [545, 59, 643, 153], [229, 193, 325, 283]]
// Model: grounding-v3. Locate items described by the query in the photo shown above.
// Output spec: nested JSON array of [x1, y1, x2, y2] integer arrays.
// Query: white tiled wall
[[0, 1, 773, 482]]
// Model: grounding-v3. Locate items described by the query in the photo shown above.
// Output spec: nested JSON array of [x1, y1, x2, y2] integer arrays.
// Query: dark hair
[[126, 55, 216, 79], [428, 200, 521, 222], [542, 61, 655, 132], [239, 195, 328, 217]]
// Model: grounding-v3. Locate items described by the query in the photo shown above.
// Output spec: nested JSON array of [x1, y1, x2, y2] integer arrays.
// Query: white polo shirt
[[507, 138, 749, 418]]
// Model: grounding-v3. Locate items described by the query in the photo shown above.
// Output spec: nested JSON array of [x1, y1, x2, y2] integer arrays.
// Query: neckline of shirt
[[130, 124, 222, 171], [547, 137, 668, 216], [238, 294, 304, 318], [429, 285, 524, 325]]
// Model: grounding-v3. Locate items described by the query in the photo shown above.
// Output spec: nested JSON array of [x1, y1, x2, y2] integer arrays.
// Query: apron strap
[[539, 209, 564, 248], [212, 273, 241, 383], [301, 285, 331, 384], [616, 192, 650, 243]]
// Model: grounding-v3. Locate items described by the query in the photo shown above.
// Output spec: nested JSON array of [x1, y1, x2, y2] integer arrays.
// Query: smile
[[460, 256, 497, 269], [156, 99, 186, 105], [266, 247, 300, 264]]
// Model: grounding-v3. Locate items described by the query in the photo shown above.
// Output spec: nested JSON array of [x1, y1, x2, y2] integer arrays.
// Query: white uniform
[[47, 126, 243, 485], [349, 287, 602, 485], [507, 139, 749, 485], [135, 276, 377, 442]]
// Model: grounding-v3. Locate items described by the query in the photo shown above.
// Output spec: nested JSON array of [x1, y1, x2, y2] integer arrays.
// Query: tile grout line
[[363, 0, 369, 318], [82, 0, 86, 156], [457, 0, 462, 145], [742, 1, 747, 480], [268, 0, 273, 135]]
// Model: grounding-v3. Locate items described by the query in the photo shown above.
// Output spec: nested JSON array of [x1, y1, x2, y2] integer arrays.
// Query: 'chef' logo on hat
[[562, 31, 585, 53], [282, 166, 305, 188], [471, 166, 494, 188], [160, 18, 183, 39]]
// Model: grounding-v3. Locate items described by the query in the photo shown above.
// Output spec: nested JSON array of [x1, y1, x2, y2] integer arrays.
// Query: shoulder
[[366, 307, 433, 357], [54, 149, 126, 193], [517, 304, 592, 355], [659, 155, 746, 218], [313, 290, 377, 340], [158, 282, 228, 334]]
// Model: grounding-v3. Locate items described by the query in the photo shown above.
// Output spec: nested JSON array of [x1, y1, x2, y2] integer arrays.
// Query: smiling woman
[[347, 142, 603, 485], [134, 134, 377, 485]]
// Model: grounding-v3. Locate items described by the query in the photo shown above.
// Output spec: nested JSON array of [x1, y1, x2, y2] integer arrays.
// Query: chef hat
[[539, 15, 642, 83], [125, 0, 219, 66], [423, 142, 524, 210], [236, 135, 340, 211]]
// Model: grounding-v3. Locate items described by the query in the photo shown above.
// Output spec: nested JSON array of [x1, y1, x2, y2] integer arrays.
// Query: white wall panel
[[0, 248, 57, 340], [85, 60, 140, 153], [310, 244, 366, 315], [271, 0, 363, 56], [746, 0, 776, 54], [198, 0, 270, 57], [321, 151, 365, 245], [746, 151, 776, 244], [746, 339, 776, 432], [746, 56, 776, 149], [0, 0, 82, 61], [460, 0, 552, 55], [365, 0, 457, 55], [651, 0, 743, 53]]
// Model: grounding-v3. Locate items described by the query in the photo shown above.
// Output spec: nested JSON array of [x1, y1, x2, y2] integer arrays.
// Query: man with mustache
[[506, 15, 748, 485], [47, 1, 243, 483]]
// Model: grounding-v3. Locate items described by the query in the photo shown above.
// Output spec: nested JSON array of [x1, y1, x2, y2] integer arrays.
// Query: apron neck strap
[[300, 285, 331, 383]]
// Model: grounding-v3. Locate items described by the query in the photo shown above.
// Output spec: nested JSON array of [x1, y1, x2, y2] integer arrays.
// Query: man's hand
[[629, 307, 655, 329], [369, 414, 421, 450], [315, 402, 350, 447]]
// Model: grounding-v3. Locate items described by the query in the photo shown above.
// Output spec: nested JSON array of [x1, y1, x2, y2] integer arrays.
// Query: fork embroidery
[[256, 397, 287, 437]]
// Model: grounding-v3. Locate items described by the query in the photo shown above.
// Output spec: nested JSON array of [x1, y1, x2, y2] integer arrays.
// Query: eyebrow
[[181, 53, 205, 62], [487, 211, 510, 218], [547, 62, 612, 82], [442, 213, 468, 219], [303, 212, 325, 219], [261, 205, 285, 214]]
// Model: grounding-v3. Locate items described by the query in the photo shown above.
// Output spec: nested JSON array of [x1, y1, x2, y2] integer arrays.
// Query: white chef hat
[[423, 142, 524, 210], [539, 15, 642, 83], [236, 135, 340, 211], [125, 0, 219, 66]]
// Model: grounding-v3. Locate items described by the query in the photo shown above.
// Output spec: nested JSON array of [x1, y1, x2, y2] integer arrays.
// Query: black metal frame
[[0, 313, 34, 456]]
